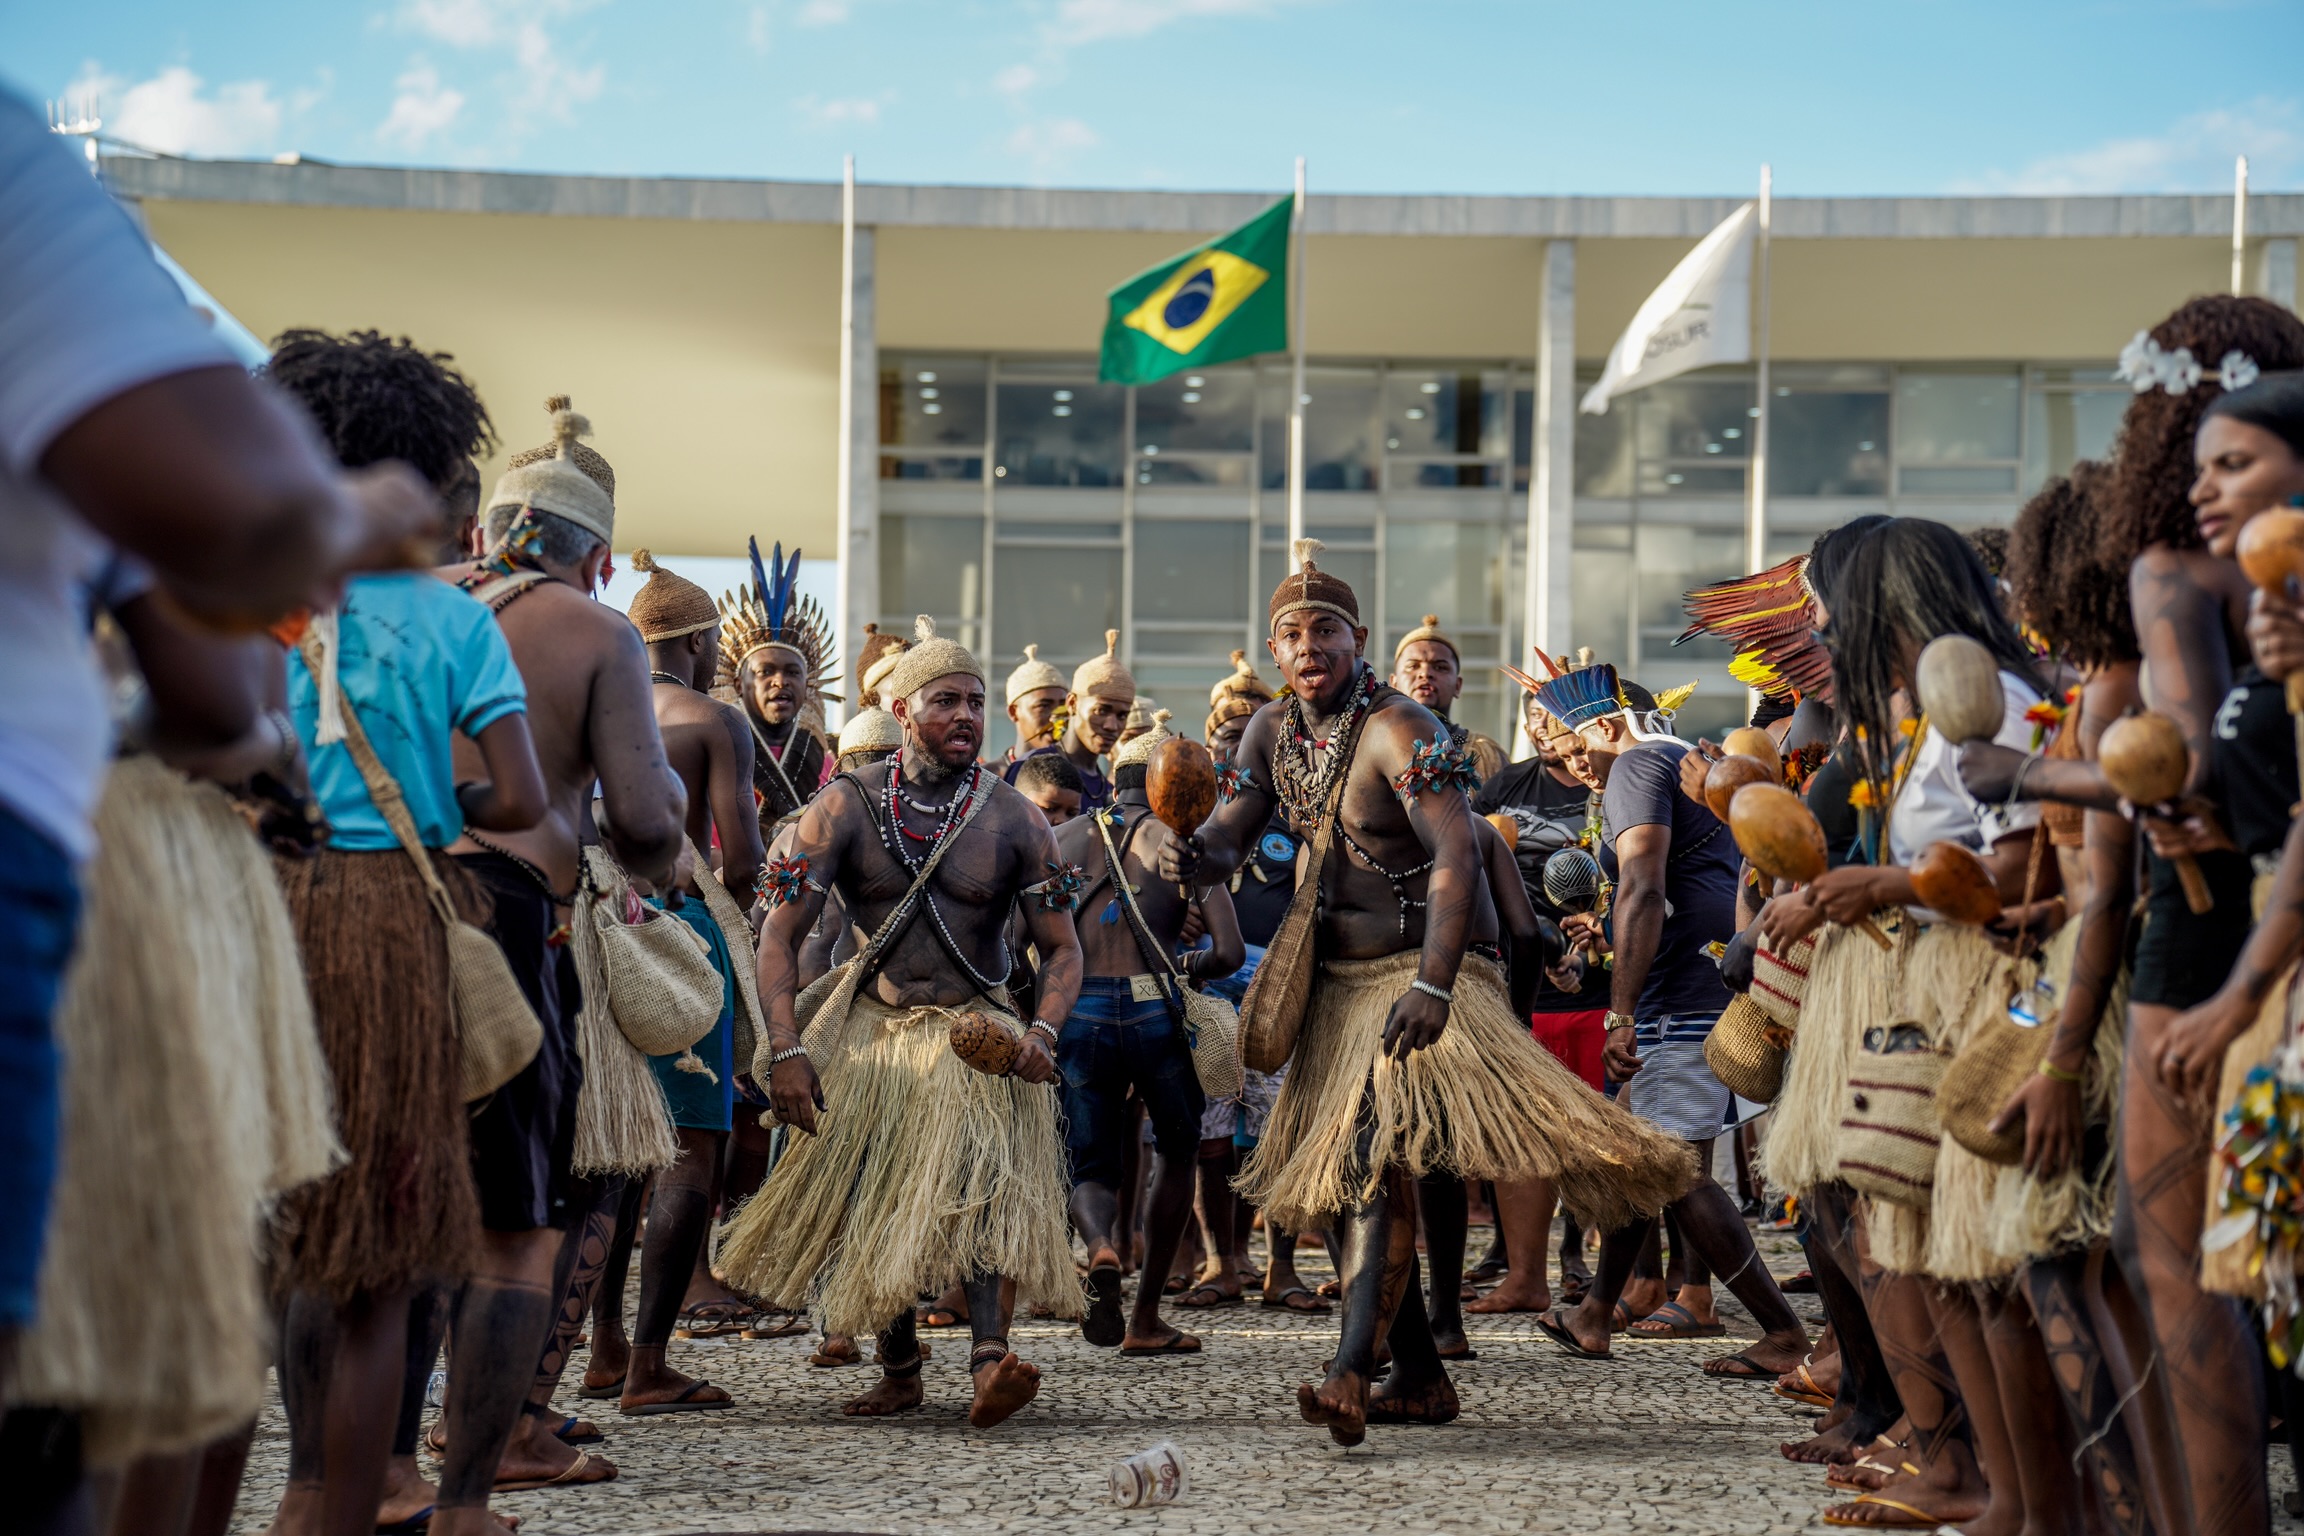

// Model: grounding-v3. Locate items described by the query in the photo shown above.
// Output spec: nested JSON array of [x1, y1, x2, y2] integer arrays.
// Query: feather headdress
[[718, 536, 841, 704], [1675, 555, 1830, 703], [1526, 662, 1624, 730]]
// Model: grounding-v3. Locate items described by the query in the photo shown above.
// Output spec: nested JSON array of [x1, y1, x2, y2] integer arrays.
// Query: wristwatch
[[1604, 1011, 1637, 1032]]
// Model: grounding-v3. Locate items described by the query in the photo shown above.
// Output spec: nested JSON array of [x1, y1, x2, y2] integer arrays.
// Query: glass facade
[[878, 353, 2124, 745]]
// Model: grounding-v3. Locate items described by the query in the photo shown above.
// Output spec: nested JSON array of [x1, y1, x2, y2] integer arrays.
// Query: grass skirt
[[14, 758, 341, 1465], [1759, 920, 1907, 1199], [1916, 925, 2027, 1281], [1236, 952, 1695, 1233], [271, 846, 482, 1302], [716, 979, 1080, 1339]]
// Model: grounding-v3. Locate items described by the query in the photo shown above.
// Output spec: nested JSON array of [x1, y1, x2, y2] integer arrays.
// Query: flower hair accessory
[[2118, 330, 2261, 396]]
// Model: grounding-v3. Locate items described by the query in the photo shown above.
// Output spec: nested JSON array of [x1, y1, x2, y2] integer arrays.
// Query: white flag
[[1580, 203, 1754, 415]]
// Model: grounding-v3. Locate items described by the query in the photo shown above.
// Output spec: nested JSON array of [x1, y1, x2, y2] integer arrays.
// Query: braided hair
[[263, 328, 494, 490]]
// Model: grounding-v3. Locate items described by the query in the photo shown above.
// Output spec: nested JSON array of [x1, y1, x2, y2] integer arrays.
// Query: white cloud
[[73, 63, 288, 157], [1047, 0, 1301, 47], [994, 63, 1038, 97], [796, 0, 850, 24], [378, 59, 466, 148], [795, 94, 886, 127], [745, 3, 772, 52], [1951, 98, 2303, 194], [394, 0, 604, 138], [1007, 116, 1099, 176]]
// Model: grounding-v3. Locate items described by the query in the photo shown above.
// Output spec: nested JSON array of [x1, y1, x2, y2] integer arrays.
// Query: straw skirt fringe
[[1759, 921, 1906, 1199], [1918, 925, 2027, 1281], [271, 847, 483, 1301], [566, 887, 680, 1177], [1237, 952, 1695, 1233], [15, 759, 340, 1465], [717, 986, 1080, 1339]]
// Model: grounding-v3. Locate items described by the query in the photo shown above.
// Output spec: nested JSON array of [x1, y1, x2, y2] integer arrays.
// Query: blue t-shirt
[[1597, 740, 1737, 1026], [289, 573, 528, 850]]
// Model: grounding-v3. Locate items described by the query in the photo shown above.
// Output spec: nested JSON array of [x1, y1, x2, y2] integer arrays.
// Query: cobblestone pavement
[[231, 1225, 2297, 1535]]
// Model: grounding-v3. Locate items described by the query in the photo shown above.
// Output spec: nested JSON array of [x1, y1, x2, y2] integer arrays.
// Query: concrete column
[[840, 224, 880, 711], [2263, 238, 2299, 312], [1523, 239, 1576, 662]]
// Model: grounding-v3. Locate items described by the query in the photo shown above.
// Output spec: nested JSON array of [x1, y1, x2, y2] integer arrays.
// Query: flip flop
[[495, 1448, 619, 1492], [1774, 1361, 1834, 1409], [741, 1314, 809, 1340], [375, 1508, 433, 1535], [1625, 1300, 1728, 1339], [1175, 1283, 1243, 1309], [553, 1415, 604, 1445], [1823, 1454, 1901, 1492], [618, 1380, 734, 1416], [1702, 1350, 1782, 1380], [1119, 1330, 1202, 1356], [1609, 1299, 1635, 1333], [673, 1302, 753, 1339], [1779, 1269, 1818, 1293], [1260, 1286, 1330, 1313], [1533, 1310, 1610, 1361], [1819, 1492, 1962, 1528], [1083, 1254, 1126, 1348], [576, 1374, 625, 1401]]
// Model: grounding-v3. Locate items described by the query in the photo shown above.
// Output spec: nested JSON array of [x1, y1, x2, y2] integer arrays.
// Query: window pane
[[1135, 627, 1248, 660], [994, 518, 1119, 542], [1401, 461, 1503, 489], [1382, 368, 1509, 459], [1770, 392, 1889, 496], [1135, 520, 1250, 624], [1895, 373, 2019, 462], [1569, 545, 1632, 663], [1575, 398, 1634, 498], [991, 545, 1121, 665], [2024, 389, 2128, 492], [879, 514, 984, 653], [881, 357, 986, 449], [1137, 453, 1249, 487], [881, 454, 983, 482], [1638, 462, 1745, 496], [995, 374, 1124, 486], [1136, 367, 1253, 454], [1635, 379, 1755, 463], [1384, 520, 1505, 632], [1899, 464, 2018, 495], [1261, 368, 1378, 492], [1634, 525, 1744, 663]]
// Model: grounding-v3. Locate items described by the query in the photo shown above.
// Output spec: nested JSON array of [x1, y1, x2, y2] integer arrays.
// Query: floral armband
[[1025, 860, 1087, 913], [756, 854, 822, 908], [1392, 736, 1480, 800]]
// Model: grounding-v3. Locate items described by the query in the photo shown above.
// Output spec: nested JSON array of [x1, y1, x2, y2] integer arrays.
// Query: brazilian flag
[[1098, 197, 1292, 386]]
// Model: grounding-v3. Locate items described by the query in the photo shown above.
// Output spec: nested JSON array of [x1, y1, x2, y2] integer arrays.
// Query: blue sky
[[7, 1, 2302, 196]]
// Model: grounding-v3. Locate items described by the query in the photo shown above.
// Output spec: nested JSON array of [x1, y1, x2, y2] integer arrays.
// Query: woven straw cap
[[1113, 708, 1177, 769], [1394, 613, 1459, 664], [856, 623, 905, 686], [485, 397, 616, 546], [1208, 648, 1273, 709], [625, 550, 719, 643], [881, 615, 985, 704], [838, 705, 904, 757], [1006, 644, 1069, 707], [1268, 537, 1360, 631], [1071, 629, 1136, 702]]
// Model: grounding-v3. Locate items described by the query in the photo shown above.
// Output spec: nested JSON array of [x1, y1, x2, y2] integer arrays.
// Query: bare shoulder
[[1362, 690, 1447, 758]]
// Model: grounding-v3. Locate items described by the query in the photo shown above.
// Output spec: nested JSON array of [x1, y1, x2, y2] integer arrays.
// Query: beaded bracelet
[[1410, 978, 1454, 1005], [769, 1045, 810, 1067]]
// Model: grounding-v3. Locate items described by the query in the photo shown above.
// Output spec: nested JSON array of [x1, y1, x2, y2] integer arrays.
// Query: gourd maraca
[[1720, 726, 1782, 778], [1914, 634, 2007, 744], [1727, 781, 1891, 948], [1483, 811, 1519, 849], [2098, 712, 2212, 914], [1703, 754, 1776, 822], [2237, 507, 2304, 775], [1909, 841, 2003, 925], [1145, 724, 1219, 899]]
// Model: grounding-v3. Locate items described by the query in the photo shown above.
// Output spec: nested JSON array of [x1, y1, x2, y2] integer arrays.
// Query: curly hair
[[2008, 461, 2136, 672], [263, 329, 494, 491], [2100, 296, 2304, 557], [1966, 526, 2010, 581]]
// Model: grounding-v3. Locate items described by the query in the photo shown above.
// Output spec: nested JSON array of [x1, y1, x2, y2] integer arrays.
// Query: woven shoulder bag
[[582, 851, 725, 1059], [1837, 1019, 1948, 1209], [1705, 994, 1791, 1104], [1749, 931, 1816, 1031]]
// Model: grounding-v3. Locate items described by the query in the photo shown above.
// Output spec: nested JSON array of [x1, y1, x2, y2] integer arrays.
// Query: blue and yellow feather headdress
[[718, 536, 841, 703]]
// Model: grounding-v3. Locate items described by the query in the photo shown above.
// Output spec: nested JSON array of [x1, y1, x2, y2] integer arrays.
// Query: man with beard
[[725, 543, 833, 834], [719, 617, 1087, 1429], [1001, 645, 1068, 773], [1162, 541, 1692, 1445]]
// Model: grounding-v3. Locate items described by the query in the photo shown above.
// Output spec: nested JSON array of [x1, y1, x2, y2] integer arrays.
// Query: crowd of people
[[18, 74, 2304, 1536]]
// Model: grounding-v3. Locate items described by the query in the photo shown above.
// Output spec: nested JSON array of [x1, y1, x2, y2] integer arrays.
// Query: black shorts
[[2128, 847, 2254, 1011], [457, 851, 582, 1232]]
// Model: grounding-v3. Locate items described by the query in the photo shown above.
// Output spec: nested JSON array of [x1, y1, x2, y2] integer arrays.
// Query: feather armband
[[1026, 860, 1087, 912], [757, 855, 820, 907], [1392, 737, 1480, 800]]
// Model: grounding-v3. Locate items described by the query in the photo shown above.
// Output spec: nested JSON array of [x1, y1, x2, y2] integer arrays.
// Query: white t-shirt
[[1888, 666, 2045, 912], [0, 89, 239, 859]]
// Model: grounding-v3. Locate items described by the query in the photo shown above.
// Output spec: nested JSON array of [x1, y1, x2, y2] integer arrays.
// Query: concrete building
[[103, 154, 2303, 739]]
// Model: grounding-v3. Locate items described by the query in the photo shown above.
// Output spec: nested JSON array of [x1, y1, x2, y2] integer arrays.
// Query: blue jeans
[[0, 805, 81, 1327], [1057, 977, 1206, 1189]]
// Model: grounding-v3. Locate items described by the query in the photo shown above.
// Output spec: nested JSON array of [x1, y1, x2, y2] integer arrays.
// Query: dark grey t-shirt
[[1597, 740, 1737, 1026]]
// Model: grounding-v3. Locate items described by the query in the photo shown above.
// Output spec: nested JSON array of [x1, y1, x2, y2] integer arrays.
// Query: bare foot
[[376, 1456, 437, 1529], [809, 1334, 862, 1367], [620, 1352, 734, 1415], [1821, 1464, 1986, 1528], [967, 1352, 1042, 1428], [1296, 1370, 1368, 1447], [264, 1480, 322, 1536], [488, 1416, 616, 1491], [917, 1282, 969, 1328], [1699, 1334, 1807, 1379], [582, 1327, 630, 1397], [1466, 1281, 1552, 1314], [1366, 1371, 1460, 1425], [843, 1372, 925, 1416], [427, 1507, 524, 1536]]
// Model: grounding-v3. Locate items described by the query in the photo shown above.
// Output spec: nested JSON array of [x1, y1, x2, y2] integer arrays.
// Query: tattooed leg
[[2022, 1247, 2154, 1535]]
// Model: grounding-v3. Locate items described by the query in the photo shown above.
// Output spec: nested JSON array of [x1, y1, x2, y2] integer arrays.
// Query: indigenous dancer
[[1003, 645, 1069, 772], [1162, 540, 1693, 1444], [720, 618, 1086, 1428], [1053, 711, 1244, 1355], [722, 542, 836, 832], [426, 397, 687, 1498]]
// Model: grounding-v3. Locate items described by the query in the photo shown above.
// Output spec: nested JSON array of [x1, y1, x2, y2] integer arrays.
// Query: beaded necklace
[[873, 761, 1010, 990], [1270, 664, 1377, 830]]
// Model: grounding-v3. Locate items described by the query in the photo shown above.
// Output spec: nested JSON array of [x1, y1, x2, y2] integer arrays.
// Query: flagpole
[[2233, 154, 2250, 296], [1746, 164, 1772, 580], [835, 153, 856, 725], [1287, 156, 1308, 550]]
